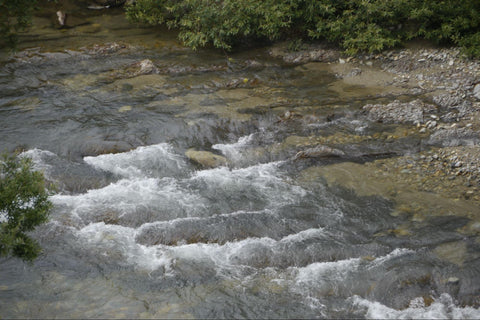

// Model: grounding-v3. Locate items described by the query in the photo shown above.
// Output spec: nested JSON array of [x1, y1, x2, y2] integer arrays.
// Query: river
[[0, 7, 479, 319]]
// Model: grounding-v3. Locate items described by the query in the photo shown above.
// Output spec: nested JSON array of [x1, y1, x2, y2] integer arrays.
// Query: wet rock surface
[[363, 99, 437, 124], [269, 42, 340, 64], [185, 149, 228, 168]]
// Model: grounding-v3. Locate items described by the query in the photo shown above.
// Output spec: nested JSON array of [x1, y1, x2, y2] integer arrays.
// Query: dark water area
[[0, 7, 479, 319]]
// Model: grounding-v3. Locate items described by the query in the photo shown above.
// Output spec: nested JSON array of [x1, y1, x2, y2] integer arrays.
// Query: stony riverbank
[[271, 42, 480, 229]]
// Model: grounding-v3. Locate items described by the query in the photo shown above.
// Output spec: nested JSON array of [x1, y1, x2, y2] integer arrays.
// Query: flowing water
[[1, 8, 479, 319]]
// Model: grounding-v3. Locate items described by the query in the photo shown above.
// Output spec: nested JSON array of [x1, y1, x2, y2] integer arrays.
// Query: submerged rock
[[128, 59, 159, 76], [294, 145, 345, 160], [106, 74, 167, 92], [82, 42, 130, 56], [109, 59, 159, 80], [185, 149, 227, 168], [78, 140, 133, 157], [434, 241, 468, 267], [269, 42, 339, 64]]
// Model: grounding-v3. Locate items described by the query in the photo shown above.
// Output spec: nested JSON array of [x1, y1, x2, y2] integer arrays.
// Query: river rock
[[428, 127, 480, 147], [269, 42, 339, 64], [83, 42, 130, 56], [121, 59, 159, 78], [363, 99, 436, 124], [185, 149, 227, 168], [79, 140, 132, 157], [474, 83, 480, 100], [294, 145, 345, 160], [107, 74, 166, 92], [433, 93, 464, 108]]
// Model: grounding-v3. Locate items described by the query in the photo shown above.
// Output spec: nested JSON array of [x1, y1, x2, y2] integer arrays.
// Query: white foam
[[76, 222, 172, 272], [170, 236, 277, 267], [191, 161, 307, 207], [76, 223, 284, 273], [157, 228, 327, 272], [137, 209, 269, 231], [368, 248, 415, 268], [212, 134, 255, 159], [280, 228, 326, 243], [352, 294, 480, 319], [293, 248, 416, 290], [295, 257, 361, 284], [20, 148, 56, 178], [84, 143, 186, 178], [50, 159, 308, 225], [50, 177, 206, 222]]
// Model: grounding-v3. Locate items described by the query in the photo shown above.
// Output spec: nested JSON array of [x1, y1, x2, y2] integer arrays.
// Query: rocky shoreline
[[271, 42, 480, 230]]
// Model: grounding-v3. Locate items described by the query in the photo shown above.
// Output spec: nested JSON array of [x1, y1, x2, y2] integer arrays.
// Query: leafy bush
[[0, 153, 52, 262], [0, 0, 38, 48], [126, 0, 480, 57], [127, 0, 292, 50]]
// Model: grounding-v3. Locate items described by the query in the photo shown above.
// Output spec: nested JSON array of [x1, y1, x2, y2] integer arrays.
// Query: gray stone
[[363, 99, 436, 124], [474, 83, 480, 100], [294, 145, 345, 160], [185, 149, 227, 168], [428, 127, 480, 147], [433, 94, 463, 108]]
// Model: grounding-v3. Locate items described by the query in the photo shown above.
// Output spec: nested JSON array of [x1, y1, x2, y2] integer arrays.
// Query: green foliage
[[127, 0, 292, 50], [0, 0, 38, 48], [126, 0, 480, 57], [0, 153, 52, 262], [408, 0, 480, 57]]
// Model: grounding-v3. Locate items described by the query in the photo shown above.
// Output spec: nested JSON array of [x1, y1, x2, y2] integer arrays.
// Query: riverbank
[[270, 41, 480, 238]]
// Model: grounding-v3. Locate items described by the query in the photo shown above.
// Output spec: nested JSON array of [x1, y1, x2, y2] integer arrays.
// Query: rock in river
[[294, 145, 345, 160], [185, 149, 227, 168]]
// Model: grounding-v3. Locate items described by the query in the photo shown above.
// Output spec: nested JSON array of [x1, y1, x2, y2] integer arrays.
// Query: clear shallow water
[[0, 11, 480, 319]]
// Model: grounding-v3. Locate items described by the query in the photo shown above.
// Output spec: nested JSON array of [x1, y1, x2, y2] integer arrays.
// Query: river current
[[0, 9, 479, 319]]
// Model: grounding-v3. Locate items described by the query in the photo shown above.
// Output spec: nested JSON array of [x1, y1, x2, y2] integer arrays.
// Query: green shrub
[[127, 0, 292, 50], [408, 0, 480, 57], [126, 0, 480, 57], [0, 0, 38, 48], [0, 153, 52, 262]]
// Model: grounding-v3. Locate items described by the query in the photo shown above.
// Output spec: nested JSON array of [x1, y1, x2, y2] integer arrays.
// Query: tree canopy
[[0, 153, 52, 262]]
